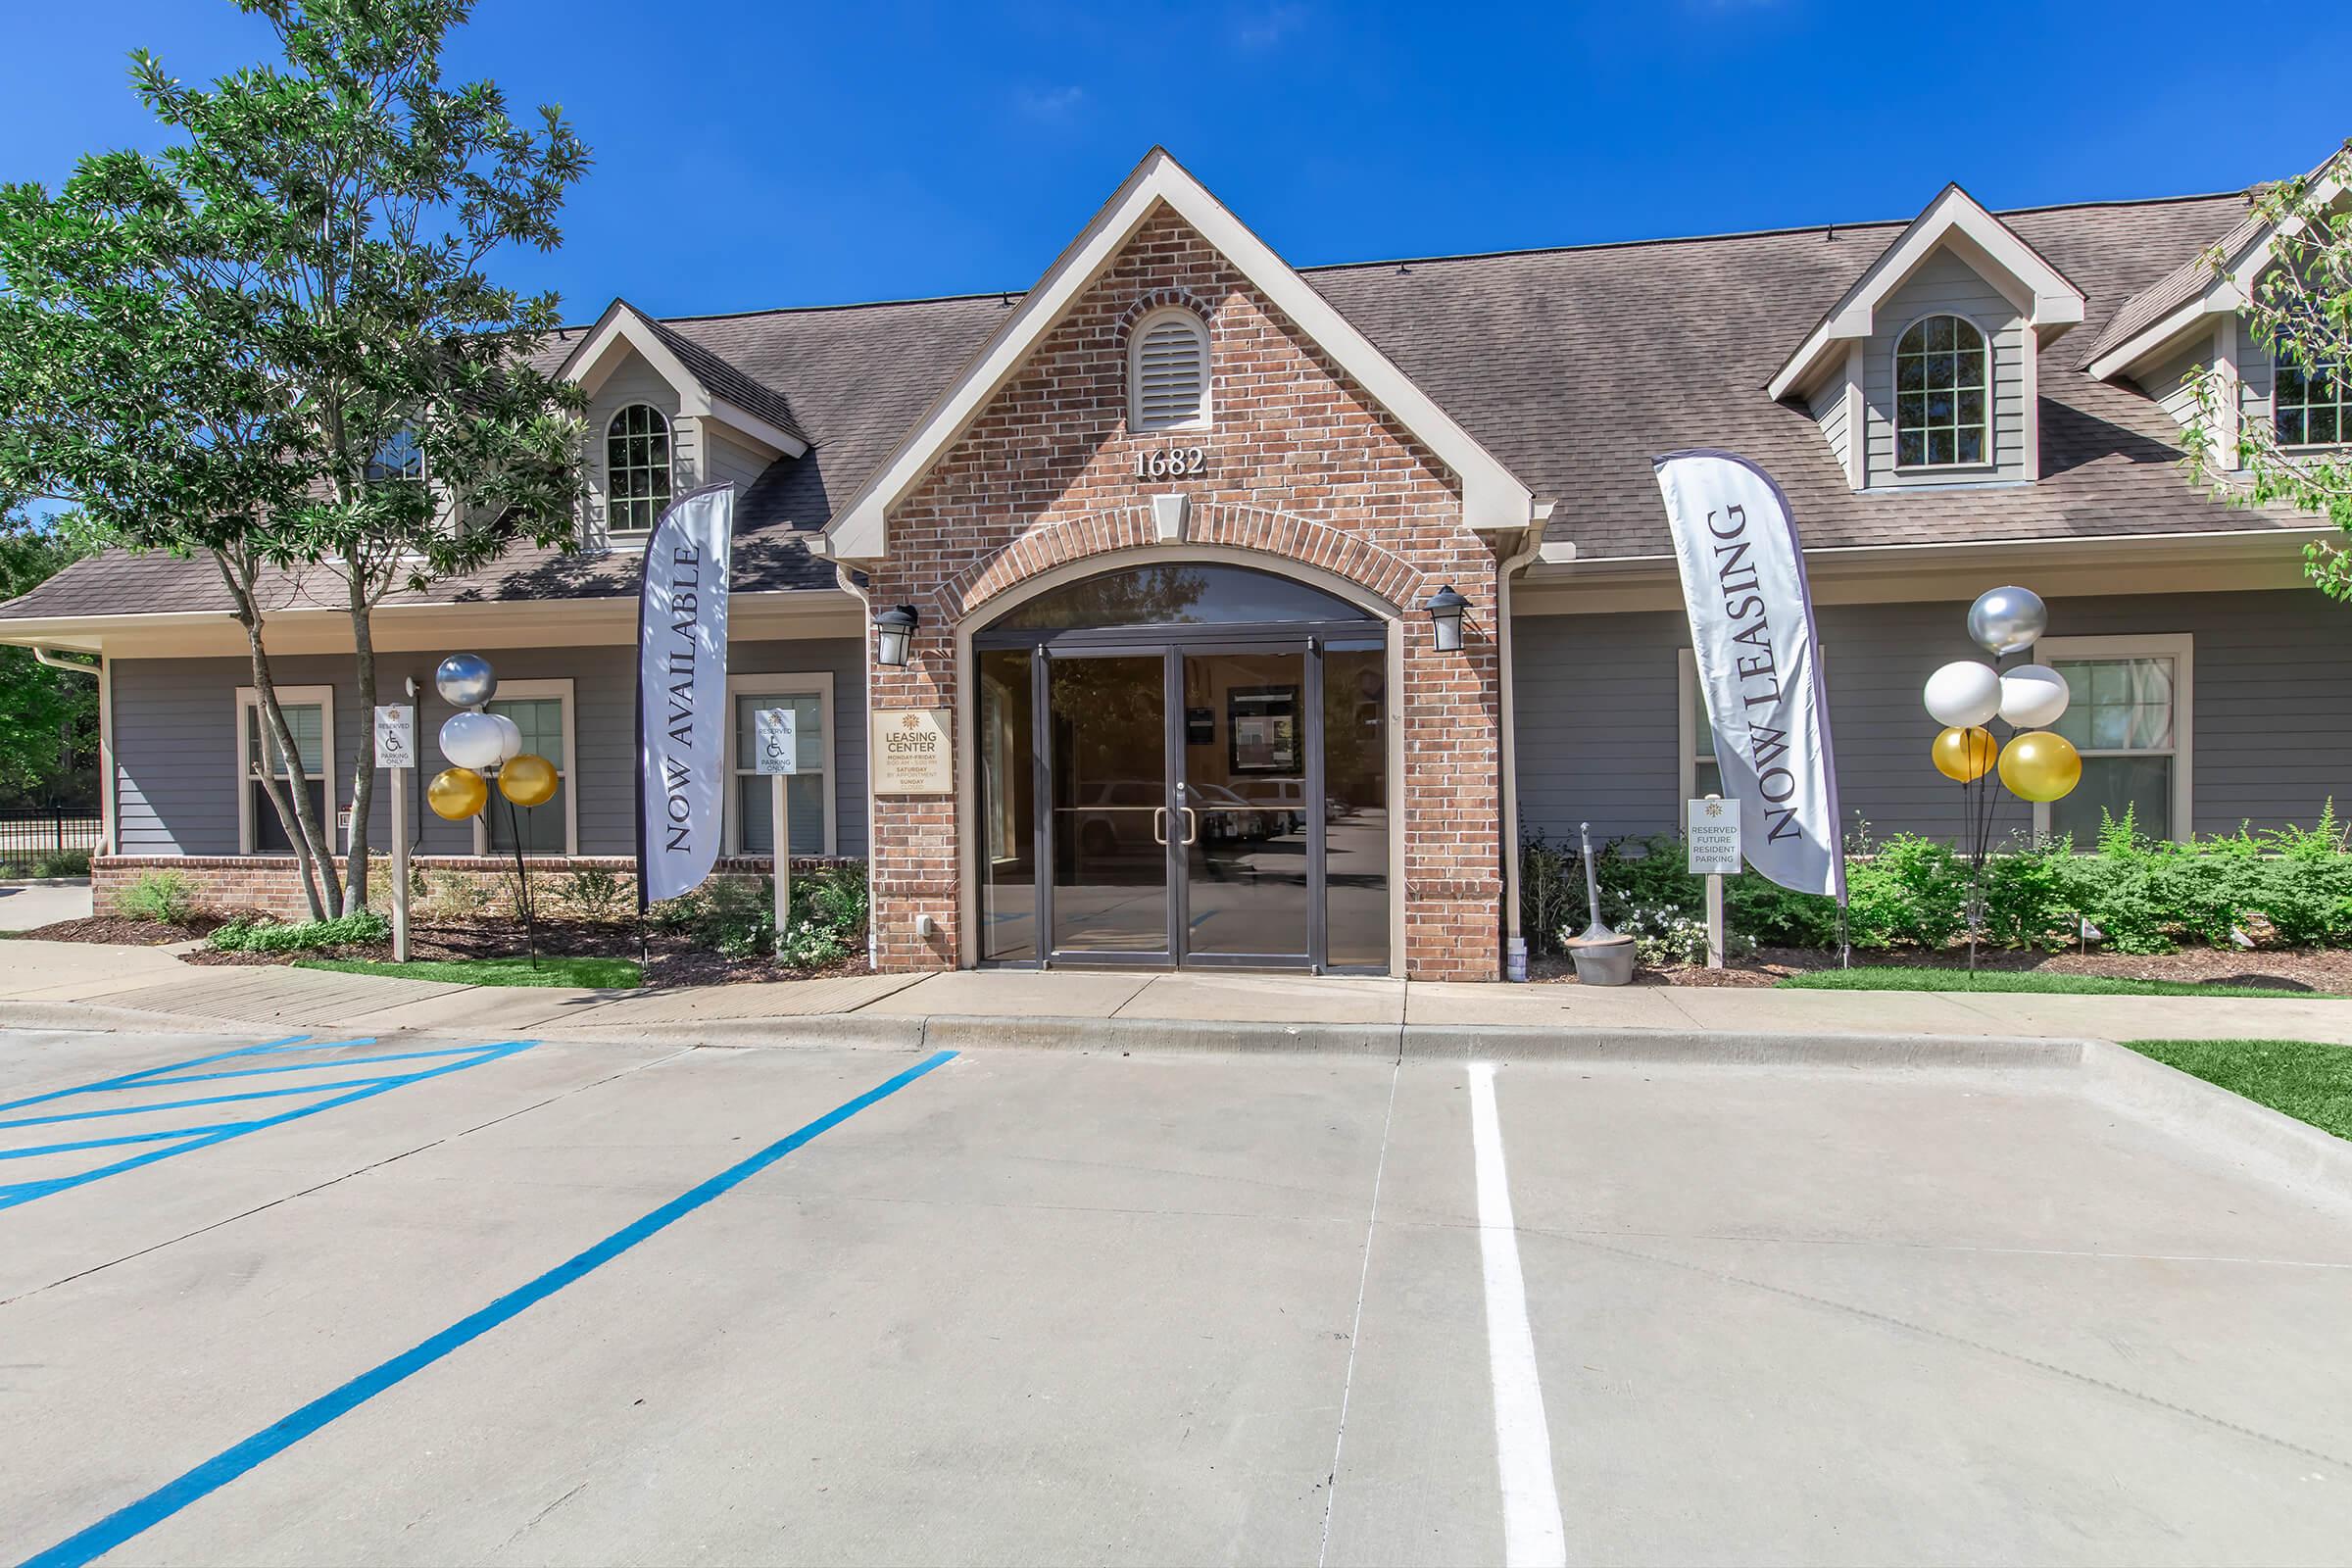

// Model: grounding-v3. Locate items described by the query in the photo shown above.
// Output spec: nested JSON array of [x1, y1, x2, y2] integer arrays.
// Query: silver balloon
[[434, 652, 497, 709], [1967, 585, 2047, 657]]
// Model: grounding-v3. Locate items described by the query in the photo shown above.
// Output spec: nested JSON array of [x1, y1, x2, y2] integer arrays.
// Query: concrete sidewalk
[[6, 938, 2352, 1049]]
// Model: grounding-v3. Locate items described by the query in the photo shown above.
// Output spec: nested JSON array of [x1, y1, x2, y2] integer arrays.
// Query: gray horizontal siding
[[1513, 588, 2352, 848], [108, 634, 868, 860], [1811, 380, 1851, 482], [1860, 249, 2030, 487]]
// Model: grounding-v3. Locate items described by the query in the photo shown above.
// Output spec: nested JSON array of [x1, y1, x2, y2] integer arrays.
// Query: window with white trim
[[1893, 314, 1990, 467], [237, 686, 334, 856], [1677, 650, 1721, 804], [1129, 309, 1210, 433], [606, 404, 671, 534], [2038, 635, 2193, 844], [365, 425, 425, 484], [466, 680, 577, 857], [724, 674, 836, 858], [2275, 350, 2346, 447]]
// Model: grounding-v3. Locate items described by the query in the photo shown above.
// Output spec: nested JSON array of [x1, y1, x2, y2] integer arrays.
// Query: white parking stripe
[[1469, 1061, 1567, 1568]]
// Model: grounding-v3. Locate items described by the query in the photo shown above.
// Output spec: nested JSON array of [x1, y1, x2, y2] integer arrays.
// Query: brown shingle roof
[[3, 185, 2300, 622]]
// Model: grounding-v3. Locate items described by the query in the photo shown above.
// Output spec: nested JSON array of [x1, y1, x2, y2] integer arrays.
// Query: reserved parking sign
[[1687, 797, 1741, 875]]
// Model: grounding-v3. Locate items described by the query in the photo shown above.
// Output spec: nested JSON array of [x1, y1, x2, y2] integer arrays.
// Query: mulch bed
[[1535, 944, 2352, 992], [10, 911, 235, 947], [175, 914, 867, 988]]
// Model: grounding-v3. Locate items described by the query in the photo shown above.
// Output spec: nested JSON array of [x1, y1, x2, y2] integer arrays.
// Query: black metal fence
[[0, 808, 101, 866]]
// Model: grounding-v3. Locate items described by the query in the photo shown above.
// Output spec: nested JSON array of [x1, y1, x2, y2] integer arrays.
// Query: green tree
[[0, 512, 101, 805], [0, 0, 589, 917], [2186, 139, 2352, 597]]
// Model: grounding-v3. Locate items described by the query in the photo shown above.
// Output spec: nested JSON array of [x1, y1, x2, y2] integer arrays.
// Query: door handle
[[1152, 807, 1169, 846], [1180, 807, 1199, 845]]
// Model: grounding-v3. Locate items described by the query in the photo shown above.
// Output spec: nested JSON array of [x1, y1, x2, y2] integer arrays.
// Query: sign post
[[755, 708, 799, 947], [374, 705, 416, 962], [1686, 795, 1741, 969]]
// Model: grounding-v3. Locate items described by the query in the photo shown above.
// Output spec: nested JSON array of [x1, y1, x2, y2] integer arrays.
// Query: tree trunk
[[342, 551, 378, 917], [212, 551, 340, 919]]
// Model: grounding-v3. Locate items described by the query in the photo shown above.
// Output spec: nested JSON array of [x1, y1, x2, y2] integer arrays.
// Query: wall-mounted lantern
[[1422, 584, 1470, 653], [874, 604, 919, 668]]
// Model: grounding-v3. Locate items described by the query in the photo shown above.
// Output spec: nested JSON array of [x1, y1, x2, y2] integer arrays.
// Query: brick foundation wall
[[865, 205, 1505, 979], [92, 854, 863, 921]]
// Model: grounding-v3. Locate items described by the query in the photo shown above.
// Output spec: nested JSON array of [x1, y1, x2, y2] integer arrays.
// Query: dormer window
[[365, 426, 424, 484], [2275, 352, 2344, 447], [1130, 309, 1210, 433], [1893, 315, 1991, 468], [606, 404, 672, 533]]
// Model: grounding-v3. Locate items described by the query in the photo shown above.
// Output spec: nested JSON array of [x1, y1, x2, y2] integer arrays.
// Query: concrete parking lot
[[3, 1025, 2350, 1566]]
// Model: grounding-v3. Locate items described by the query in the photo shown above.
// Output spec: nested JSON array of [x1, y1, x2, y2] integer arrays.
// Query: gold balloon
[[1997, 731, 2082, 803], [1932, 725, 1996, 783], [427, 765, 488, 820], [498, 753, 560, 808]]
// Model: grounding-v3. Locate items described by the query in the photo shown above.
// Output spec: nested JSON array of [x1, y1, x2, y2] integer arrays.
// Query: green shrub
[[1980, 833, 2076, 950], [1842, 833, 1967, 951], [34, 849, 92, 877], [556, 865, 632, 922], [118, 869, 196, 924], [208, 908, 390, 953]]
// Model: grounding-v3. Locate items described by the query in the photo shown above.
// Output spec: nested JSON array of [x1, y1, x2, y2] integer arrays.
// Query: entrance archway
[[970, 562, 1392, 973]]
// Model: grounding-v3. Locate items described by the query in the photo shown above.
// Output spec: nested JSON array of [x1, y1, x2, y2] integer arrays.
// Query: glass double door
[[975, 637, 1389, 971]]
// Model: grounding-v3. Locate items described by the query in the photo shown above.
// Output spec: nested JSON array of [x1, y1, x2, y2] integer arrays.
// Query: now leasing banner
[[636, 482, 737, 908], [1652, 451, 1846, 903]]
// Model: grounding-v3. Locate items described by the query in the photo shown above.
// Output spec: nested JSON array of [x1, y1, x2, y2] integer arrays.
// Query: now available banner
[[636, 482, 737, 908], [1651, 450, 1846, 903]]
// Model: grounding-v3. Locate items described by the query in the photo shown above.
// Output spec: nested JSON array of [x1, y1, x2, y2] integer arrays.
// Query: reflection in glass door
[[1180, 650, 1310, 964], [1047, 653, 1171, 959]]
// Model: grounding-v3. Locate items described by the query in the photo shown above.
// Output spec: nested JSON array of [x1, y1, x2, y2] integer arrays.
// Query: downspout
[[819, 545, 885, 972], [1494, 504, 1551, 981]]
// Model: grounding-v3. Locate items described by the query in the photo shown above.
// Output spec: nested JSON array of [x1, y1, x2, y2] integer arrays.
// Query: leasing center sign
[[636, 483, 736, 906], [874, 709, 953, 796], [1652, 450, 1846, 902]]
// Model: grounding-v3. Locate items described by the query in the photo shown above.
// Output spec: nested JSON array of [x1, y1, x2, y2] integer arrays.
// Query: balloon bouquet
[[1923, 586, 2082, 968], [424, 654, 563, 965]]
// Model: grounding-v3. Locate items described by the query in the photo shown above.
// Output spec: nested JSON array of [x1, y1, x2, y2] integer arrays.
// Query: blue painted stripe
[[0, 1122, 263, 1161], [0, 1078, 412, 1132], [0, 1043, 537, 1212], [0, 1037, 363, 1115], [17, 1049, 957, 1568]]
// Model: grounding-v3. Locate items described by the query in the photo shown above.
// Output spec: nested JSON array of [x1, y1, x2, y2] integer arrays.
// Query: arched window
[[1893, 315, 1990, 467], [606, 404, 671, 533], [1129, 309, 1211, 433], [2275, 351, 2345, 447]]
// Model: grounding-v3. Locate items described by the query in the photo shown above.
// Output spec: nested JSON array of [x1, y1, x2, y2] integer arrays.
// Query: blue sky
[[3, 0, 2346, 323]]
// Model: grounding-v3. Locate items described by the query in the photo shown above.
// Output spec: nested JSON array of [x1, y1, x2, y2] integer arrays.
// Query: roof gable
[[2082, 155, 2347, 380], [554, 299, 811, 458], [819, 148, 1533, 563], [1765, 183, 2085, 401]]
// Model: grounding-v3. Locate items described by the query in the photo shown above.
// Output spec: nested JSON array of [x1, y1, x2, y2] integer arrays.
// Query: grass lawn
[[294, 955, 642, 989], [2123, 1038, 2352, 1141], [1778, 966, 2331, 999]]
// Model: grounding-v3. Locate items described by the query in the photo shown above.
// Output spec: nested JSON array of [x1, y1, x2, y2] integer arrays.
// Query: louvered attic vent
[[1131, 310, 1210, 432]]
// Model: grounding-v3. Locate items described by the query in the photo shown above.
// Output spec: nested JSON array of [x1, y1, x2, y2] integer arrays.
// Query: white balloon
[[487, 711, 523, 763], [439, 710, 506, 771], [1998, 663, 2070, 729], [1924, 661, 2001, 728]]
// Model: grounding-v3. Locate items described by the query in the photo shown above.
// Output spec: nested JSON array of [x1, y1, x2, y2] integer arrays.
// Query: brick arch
[[1115, 286, 1214, 332], [936, 503, 1428, 625]]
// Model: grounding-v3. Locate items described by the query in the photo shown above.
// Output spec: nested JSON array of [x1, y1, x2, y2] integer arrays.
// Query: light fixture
[[874, 604, 919, 667], [1422, 584, 1470, 653]]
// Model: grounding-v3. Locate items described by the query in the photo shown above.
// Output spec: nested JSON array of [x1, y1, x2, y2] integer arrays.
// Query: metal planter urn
[[1562, 820, 1637, 986]]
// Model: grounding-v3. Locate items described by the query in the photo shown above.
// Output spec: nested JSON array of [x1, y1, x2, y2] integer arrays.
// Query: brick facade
[[863, 206, 1505, 979], [93, 854, 859, 921]]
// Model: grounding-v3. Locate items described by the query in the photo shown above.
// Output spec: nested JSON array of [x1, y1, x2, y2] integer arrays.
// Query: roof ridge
[[562, 190, 2254, 333]]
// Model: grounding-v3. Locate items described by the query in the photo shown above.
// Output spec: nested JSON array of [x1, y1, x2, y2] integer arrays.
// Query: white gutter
[[32, 646, 100, 675]]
